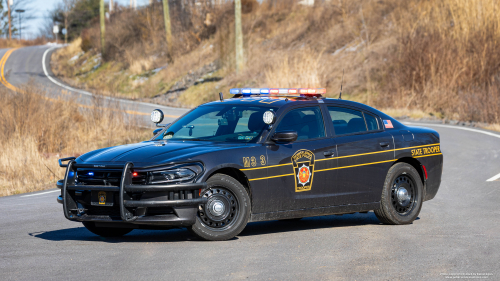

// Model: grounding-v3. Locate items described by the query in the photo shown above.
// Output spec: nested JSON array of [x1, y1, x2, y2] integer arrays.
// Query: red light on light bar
[[270, 89, 279, 94], [307, 89, 316, 94], [288, 89, 298, 94], [316, 88, 326, 94], [299, 89, 308, 94]]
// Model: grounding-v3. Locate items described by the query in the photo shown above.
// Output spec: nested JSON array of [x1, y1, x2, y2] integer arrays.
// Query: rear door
[[326, 106, 394, 205], [263, 105, 337, 212]]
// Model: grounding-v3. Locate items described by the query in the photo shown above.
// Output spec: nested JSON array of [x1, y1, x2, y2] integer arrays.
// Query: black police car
[[57, 88, 443, 241]]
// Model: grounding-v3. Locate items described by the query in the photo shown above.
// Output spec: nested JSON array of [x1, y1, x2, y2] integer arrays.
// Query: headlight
[[149, 168, 196, 184]]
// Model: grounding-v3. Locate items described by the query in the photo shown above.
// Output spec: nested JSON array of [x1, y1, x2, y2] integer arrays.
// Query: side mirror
[[152, 124, 170, 136], [153, 128, 163, 136], [271, 130, 298, 143]]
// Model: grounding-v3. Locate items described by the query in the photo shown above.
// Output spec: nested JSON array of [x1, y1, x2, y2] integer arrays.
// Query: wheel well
[[206, 167, 252, 198], [393, 157, 425, 185]]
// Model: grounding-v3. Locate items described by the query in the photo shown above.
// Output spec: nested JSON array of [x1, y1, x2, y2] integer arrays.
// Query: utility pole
[[7, 0, 12, 40], [15, 9, 24, 41], [109, 0, 113, 13], [162, 0, 172, 57], [234, 0, 244, 73], [99, 0, 105, 57]]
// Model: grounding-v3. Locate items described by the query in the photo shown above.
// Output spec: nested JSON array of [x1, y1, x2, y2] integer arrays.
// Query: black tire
[[374, 163, 423, 225], [190, 173, 251, 241], [82, 222, 133, 237]]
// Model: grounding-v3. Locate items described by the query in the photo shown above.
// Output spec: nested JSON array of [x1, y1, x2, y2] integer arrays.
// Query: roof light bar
[[229, 88, 326, 97], [229, 88, 240, 95]]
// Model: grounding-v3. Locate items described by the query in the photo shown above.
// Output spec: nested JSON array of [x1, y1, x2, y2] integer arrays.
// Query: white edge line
[[41, 47, 186, 111], [486, 172, 500, 182], [404, 122, 500, 182], [20, 189, 60, 197], [403, 122, 500, 139]]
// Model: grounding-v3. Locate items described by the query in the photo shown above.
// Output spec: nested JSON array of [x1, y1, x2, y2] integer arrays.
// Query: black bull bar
[[61, 160, 207, 223]]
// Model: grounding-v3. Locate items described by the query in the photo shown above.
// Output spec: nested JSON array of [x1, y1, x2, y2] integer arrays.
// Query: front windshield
[[155, 104, 278, 143]]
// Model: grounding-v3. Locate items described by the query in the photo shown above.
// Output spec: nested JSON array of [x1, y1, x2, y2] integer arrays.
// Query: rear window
[[327, 107, 380, 135]]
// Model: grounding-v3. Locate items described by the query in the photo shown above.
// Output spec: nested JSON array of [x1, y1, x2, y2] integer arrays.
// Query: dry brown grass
[[0, 83, 149, 196], [0, 38, 49, 49], [384, 0, 500, 124], [53, 0, 500, 127]]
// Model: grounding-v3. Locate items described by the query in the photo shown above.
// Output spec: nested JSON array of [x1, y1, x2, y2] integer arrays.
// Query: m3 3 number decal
[[243, 155, 266, 168]]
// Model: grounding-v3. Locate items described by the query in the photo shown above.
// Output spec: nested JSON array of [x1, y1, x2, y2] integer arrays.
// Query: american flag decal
[[383, 120, 394, 129]]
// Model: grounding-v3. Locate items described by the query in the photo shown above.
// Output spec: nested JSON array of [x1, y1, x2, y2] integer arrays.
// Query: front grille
[[76, 169, 146, 186]]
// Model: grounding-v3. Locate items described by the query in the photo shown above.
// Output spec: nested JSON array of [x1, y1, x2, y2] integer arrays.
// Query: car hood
[[77, 141, 251, 166]]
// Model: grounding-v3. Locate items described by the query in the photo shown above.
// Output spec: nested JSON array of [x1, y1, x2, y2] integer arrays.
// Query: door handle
[[323, 151, 335, 157], [380, 142, 390, 147]]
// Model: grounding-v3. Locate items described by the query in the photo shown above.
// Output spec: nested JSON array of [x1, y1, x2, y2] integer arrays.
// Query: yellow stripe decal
[[315, 159, 397, 173], [248, 173, 295, 181], [247, 152, 443, 181], [243, 143, 441, 171], [414, 153, 442, 158], [241, 163, 292, 171], [0, 48, 178, 118]]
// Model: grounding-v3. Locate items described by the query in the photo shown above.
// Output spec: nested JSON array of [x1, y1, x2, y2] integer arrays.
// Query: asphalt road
[[0, 46, 499, 280], [0, 46, 189, 124]]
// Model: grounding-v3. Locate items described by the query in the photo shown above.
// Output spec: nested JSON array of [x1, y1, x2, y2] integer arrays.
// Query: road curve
[[0, 46, 189, 124], [0, 46, 499, 280]]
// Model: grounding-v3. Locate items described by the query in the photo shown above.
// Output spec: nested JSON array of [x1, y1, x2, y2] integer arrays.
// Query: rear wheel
[[190, 174, 251, 241], [375, 163, 423, 225], [82, 222, 133, 237]]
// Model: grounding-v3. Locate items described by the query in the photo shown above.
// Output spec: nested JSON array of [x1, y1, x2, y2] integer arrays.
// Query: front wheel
[[190, 174, 251, 241], [375, 163, 424, 225], [82, 222, 133, 237]]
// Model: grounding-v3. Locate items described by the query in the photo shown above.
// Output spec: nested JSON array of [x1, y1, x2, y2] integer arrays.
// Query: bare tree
[[62, 0, 76, 44]]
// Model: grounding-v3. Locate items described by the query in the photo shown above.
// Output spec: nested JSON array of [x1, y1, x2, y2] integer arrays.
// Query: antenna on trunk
[[219, 92, 224, 102], [339, 69, 344, 100]]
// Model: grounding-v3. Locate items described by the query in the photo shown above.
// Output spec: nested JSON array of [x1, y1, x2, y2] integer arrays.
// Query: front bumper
[[57, 161, 207, 227]]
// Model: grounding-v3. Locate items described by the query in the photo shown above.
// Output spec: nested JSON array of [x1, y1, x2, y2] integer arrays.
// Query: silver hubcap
[[397, 187, 411, 207], [209, 200, 225, 216]]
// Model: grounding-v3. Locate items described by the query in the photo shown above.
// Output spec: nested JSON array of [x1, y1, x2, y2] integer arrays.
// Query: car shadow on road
[[29, 212, 383, 243], [240, 212, 382, 237]]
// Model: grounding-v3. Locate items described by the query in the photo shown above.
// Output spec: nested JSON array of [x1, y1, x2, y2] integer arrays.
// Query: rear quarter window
[[364, 113, 379, 131]]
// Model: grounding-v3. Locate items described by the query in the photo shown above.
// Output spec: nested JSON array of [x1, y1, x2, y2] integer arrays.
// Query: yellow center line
[[0, 48, 178, 118]]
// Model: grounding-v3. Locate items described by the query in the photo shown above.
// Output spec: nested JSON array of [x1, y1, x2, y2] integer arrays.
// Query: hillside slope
[[52, 0, 500, 126]]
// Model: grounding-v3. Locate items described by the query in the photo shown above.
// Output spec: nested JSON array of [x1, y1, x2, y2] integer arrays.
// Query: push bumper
[[57, 161, 207, 226]]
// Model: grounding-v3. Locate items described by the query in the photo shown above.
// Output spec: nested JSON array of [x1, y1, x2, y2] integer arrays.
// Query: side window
[[275, 107, 325, 141], [364, 113, 379, 131], [328, 107, 367, 135]]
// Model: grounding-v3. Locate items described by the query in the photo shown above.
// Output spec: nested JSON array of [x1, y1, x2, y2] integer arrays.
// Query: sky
[[21, 0, 151, 39]]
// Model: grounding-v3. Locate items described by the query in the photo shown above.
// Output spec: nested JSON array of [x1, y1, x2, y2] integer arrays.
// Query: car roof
[[202, 97, 389, 116]]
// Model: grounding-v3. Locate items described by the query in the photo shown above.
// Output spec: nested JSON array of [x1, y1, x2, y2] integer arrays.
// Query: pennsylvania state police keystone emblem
[[291, 149, 315, 192]]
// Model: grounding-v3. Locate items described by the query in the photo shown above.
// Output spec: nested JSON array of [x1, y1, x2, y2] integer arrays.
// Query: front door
[[264, 106, 337, 212]]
